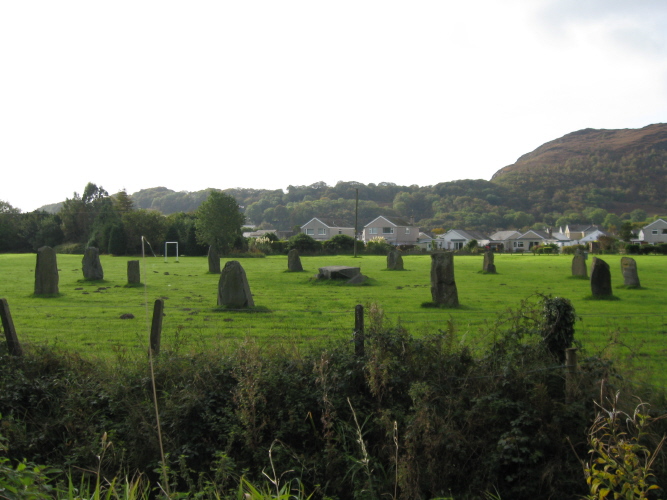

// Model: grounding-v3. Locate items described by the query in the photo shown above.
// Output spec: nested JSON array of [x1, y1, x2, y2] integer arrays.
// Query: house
[[579, 228, 611, 244], [436, 229, 489, 251], [513, 229, 551, 252], [638, 218, 667, 245], [300, 218, 355, 241], [362, 216, 418, 246], [415, 232, 435, 251], [487, 230, 521, 252], [562, 224, 601, 241]]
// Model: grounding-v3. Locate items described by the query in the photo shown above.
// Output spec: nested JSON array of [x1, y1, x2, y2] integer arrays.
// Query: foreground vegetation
[[2, 293, 666, 499]]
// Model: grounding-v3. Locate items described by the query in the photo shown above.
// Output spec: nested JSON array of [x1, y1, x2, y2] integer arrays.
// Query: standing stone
[[34, 246, 59, 295], [218, 260, 254, 308], [387, 250, 404, 270], [127, 260, 141, 284], [287, 249, 303, 272], [620, 257, 640, 287], [482, 251, 496, 273], [590, 257, 612, 297], [430, 252, 459, 307], [208, 246, 221, 274], [82, 247, 104, 280], [572, 250, 587, 277]]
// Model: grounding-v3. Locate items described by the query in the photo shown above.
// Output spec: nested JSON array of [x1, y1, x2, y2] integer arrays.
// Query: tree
[[122, 209, 168, 254], [619, 221, 636, 242], [195, 191, 245, 254]]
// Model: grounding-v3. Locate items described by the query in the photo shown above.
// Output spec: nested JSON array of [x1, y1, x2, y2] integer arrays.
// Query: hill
[[491, 123, 667, 213]]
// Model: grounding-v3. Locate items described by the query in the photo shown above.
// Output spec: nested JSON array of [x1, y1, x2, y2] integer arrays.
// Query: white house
[[579, 229, 611, 244], [300, 218, 355, 241], [513, 229, 551, 252], [638, 218, 667, 245], [362, 216, 418, 245], [436, 229, 488, 250], [487, 230, 521, 252]]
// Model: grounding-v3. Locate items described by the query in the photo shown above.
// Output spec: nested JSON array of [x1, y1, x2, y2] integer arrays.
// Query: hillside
[[491, 123, 667, 213]]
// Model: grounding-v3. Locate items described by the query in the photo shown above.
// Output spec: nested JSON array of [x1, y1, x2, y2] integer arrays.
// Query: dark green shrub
[[322, 234, 356, 254], [625, 243, 640, 254], [657, 243, 667, 255], [365, 237, 392, 255], [287, 233, 321, 254]]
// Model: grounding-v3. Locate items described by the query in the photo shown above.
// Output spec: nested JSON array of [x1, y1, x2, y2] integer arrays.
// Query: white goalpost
[[164, 242, 179, 262]]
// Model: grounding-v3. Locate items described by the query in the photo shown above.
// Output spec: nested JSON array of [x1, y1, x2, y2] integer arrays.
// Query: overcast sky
[[2, 1, 666, 212]]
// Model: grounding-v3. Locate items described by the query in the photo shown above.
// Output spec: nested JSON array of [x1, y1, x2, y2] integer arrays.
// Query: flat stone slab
[[316, 266, 361, 280]]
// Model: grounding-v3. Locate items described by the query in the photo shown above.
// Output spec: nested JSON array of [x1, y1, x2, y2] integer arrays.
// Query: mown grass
[[1, 252, 666, 385]]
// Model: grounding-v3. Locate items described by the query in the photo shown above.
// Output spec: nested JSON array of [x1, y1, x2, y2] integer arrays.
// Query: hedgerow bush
[[1, 296, 665, 499]]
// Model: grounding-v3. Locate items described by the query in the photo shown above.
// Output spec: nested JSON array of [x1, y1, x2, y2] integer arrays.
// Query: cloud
[[534, 1, 667, 57]]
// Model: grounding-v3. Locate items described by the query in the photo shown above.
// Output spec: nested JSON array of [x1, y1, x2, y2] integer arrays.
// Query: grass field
[[1, 252, 666, 385]]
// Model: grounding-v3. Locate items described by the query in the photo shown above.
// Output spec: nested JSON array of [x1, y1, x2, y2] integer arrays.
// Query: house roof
[[243, 229, 278, 238], [417, 232, 433, 241], [364, 215, 414, 228], [301, 217, 353, 229], [488, 230, 521, 241], [517, 229, 550, 240], [642, 218, 667, 229]]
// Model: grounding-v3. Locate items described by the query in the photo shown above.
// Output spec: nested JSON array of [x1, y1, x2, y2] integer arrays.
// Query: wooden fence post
[[354, 304, 364, 357], [150, 299, 164, 356], [565, 347, 578, 403], [0, 298, 23, 356]]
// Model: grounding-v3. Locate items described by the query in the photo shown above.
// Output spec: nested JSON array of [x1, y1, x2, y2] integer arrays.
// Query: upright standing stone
[[208, 246, 221, 274], [590, 257, 612, 297], [287, 249, 303, 271], [82, 247, 104, 280], [572, 249, 587, 277], [34, 246, 59, 295], [430, 252, 459, 307], [482, 251, 496, 273], [387, 250, 404, 270], [127, 260, 141, 284], [218, 260, 254, 308], [620, 257, 640, 287]]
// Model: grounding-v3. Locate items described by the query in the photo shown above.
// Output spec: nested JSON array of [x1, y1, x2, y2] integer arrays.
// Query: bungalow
[[487, 230, 521, 252], [300, 218, 355, 241], [436, 229, 489, 251], [638, 218, 667, 245], [362, 216, 418, 246], [513, 229, 551, 252], [415, 232, 435, 251]]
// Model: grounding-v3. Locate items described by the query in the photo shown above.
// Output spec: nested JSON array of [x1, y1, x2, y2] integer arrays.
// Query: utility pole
[[354, 188, 359, 257]]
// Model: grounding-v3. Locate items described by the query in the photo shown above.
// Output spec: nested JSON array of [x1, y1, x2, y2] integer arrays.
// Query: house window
[[382, 227, 394, 234], [306, 229, 314, 235], [338, 230, 342, 234], [405, 228, 410, 234], [454, 241, 464, 250], [662, 229, 667, 234], [652, 230, 658, 235], [369, 228, 378, 234], [514, 241, 524, 248], [318, 228, 326, 235]]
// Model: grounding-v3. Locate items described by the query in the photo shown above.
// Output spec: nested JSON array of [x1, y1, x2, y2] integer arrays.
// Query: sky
[[2, 1, 667, 213]]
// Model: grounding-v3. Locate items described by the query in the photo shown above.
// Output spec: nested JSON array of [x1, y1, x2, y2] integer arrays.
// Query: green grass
[[1, 252, 667, 386]]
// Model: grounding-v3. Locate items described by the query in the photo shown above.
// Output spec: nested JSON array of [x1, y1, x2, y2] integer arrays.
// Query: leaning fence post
[[354, 304, 364, 357], [150, 299, 164, 356], [0, 298, 23, 356], [565, 347, 578, 403]]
